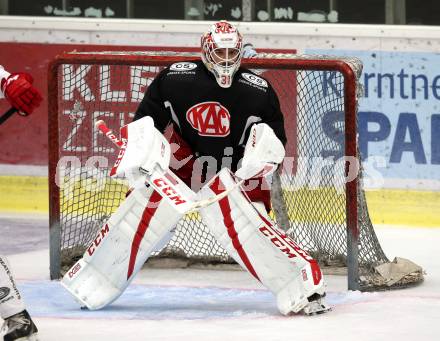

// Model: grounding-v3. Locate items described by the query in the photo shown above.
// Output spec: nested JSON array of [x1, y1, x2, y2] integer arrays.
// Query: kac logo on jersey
[[241, 73, 268, 88], [186, 102, 231, 137], [169, 62, 198, 72]]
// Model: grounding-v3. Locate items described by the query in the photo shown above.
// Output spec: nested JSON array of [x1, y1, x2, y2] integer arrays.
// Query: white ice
[[1, 214, 439, 341]]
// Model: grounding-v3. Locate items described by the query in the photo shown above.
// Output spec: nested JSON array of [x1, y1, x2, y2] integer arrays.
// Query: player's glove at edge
[[1, 72, 43, 115]]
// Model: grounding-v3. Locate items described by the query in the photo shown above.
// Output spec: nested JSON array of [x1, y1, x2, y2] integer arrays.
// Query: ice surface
[[1, 215, 440, 341]]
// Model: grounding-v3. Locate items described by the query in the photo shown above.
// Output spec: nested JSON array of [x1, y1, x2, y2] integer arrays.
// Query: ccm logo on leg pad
[[259, 225, 314, 261], [87, 224, 110, 256]]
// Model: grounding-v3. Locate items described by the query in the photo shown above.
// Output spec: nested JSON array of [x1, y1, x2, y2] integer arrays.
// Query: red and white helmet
[[201, 21, 243, 88]]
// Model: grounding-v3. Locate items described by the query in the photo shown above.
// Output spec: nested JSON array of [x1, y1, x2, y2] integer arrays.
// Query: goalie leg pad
[[199, 169, 326, 315], [62, 186, 182, 310]]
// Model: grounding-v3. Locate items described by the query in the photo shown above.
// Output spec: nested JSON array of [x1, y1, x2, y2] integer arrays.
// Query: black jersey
[[134, 60, 286, 172]]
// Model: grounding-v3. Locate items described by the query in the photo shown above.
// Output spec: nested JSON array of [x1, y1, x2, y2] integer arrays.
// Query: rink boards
[[0, 173, 439, 227]]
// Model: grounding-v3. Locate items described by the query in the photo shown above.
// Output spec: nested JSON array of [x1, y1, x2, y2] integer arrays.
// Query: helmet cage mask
[[201, 21, 243, 88]]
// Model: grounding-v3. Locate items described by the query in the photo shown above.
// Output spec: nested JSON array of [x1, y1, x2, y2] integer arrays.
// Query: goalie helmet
[[201, 20, 243, 88]]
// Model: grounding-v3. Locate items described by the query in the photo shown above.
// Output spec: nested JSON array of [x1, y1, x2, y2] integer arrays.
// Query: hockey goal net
[[48, 51, 423, 291]]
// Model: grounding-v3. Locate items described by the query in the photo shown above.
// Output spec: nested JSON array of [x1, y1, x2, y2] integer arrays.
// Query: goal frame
[[48, 52, 359, 289]]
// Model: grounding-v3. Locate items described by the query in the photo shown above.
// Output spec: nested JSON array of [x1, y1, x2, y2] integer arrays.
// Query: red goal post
[[48, 50, 423, 291]]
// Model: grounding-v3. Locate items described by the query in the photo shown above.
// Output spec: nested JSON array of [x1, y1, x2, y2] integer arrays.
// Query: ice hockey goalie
[[61, 20, 330, 316]]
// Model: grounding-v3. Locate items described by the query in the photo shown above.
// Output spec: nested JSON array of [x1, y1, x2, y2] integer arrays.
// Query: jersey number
[[221, 75, 230, 85]]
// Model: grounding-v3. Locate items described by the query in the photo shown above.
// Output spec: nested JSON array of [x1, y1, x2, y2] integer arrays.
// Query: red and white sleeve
[[0, 65, 11, 98]]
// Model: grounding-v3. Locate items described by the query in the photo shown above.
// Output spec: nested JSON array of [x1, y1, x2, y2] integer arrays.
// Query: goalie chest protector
[[134, 60, 286, 172]]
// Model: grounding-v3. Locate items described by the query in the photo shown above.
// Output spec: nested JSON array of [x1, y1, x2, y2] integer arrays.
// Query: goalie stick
[[95, 120, 245, 213]]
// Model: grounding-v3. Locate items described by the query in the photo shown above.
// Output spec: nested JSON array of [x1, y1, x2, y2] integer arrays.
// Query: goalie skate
[[301, 294, 331, 316]]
